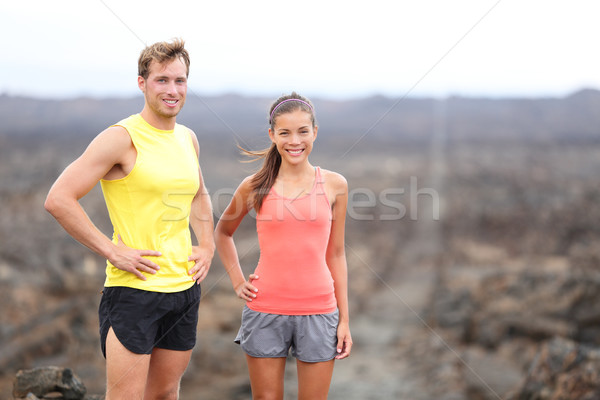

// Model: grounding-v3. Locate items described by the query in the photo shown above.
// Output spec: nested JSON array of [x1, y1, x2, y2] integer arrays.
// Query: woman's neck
[[278, 161, 314, 180]]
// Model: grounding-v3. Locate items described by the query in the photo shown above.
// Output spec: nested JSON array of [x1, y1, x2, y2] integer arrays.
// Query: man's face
[[138, 57, 188, 120]]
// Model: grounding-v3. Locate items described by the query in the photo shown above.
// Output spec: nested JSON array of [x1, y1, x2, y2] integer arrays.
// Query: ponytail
[[240, 144, 281, 211]]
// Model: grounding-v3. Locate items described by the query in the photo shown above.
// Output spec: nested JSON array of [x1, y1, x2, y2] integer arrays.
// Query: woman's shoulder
[[237, 174, 257, 193], [228, 175, 259, 210], [319, 168, 348, 191]]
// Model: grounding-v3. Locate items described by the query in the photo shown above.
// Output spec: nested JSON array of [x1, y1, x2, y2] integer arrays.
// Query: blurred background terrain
[[1, 89, 600, 399]]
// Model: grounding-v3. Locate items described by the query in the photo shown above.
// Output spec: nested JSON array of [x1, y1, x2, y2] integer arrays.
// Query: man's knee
[[147, 384, 180, 400], [105, 384, 146, 400], [252, 394, 282, 400]]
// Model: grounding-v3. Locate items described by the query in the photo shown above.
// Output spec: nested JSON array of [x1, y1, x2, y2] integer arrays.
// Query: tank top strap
[[314, 167, 330, 209], [312, 166, 323, 195], [315, 166, 325, 190]]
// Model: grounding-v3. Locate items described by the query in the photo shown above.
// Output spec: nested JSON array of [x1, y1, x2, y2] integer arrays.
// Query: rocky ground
[[3, 99, 600, 398]]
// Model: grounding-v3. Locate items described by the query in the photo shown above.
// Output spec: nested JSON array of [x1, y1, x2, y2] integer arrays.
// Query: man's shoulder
[[111, 114, 139, 129], [174, 123, 198, 152], [101, 124, 130, 139], [93, 124, 133, 151], [175, 122, 195, 136]]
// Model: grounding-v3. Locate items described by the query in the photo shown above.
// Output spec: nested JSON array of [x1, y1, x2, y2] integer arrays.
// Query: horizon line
[[1, 86, 598, 102]]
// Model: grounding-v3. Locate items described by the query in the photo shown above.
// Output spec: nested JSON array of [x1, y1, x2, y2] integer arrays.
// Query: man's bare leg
[[105, 327, 151, 400], [144, 347, 193, 400]]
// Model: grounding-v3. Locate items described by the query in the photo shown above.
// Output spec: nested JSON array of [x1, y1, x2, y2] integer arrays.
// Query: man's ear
[[138, 76, 146, 92]]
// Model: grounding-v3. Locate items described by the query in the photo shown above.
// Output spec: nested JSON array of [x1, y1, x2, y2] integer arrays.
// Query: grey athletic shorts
[[234, 305, 339, 363]]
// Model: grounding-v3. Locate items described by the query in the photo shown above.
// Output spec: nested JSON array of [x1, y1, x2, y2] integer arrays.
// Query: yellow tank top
[[100, 114, 200, 292]]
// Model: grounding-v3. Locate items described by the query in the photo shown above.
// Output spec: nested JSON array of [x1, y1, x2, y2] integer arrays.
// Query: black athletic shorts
[[98, 284, 201, 358]]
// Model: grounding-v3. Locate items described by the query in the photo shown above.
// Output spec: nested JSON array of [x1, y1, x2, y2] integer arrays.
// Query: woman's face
[[269, 109, 318, 166]]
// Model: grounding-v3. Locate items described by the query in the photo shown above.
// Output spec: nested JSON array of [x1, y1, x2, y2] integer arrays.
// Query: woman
[[214, 92, 352, 399]]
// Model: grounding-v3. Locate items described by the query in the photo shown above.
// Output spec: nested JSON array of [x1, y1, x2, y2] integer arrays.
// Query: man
[[45, 38, 214, 399]]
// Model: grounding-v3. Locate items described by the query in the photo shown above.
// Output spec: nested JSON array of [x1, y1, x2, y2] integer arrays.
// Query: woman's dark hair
[[241, 92, 316, 211]]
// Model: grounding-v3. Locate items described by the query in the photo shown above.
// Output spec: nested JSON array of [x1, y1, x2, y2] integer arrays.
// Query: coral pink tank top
[[248, 167, 337, 315]]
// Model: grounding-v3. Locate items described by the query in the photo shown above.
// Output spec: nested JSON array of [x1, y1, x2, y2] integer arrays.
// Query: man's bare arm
[[187, 129, 215, 283], [44, 126, 161, 280]]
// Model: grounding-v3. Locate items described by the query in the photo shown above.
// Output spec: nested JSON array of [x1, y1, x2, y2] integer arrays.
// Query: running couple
[[45, 38, 351, 400]]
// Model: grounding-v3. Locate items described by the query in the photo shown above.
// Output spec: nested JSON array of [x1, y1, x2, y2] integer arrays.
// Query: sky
[[1, 0, 598, 100]]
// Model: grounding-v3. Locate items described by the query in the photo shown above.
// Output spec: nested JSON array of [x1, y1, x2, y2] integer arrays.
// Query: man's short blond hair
[[138, 38, 190, 79]]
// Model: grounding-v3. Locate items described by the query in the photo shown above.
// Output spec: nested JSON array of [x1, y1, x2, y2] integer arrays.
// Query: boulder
[[13, 366, 86, 400], [514, 337, 600, 400]]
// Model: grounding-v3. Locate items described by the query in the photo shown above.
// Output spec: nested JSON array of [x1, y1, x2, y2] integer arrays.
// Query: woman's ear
[[268, 128, 275, 143]]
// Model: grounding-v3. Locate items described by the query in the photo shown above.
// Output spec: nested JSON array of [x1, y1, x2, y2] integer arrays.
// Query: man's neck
[[140, 108, 176, 131]]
